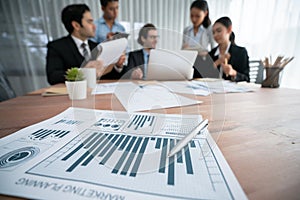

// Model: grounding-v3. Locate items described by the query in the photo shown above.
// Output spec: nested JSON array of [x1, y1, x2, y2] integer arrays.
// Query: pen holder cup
[[261, 67, 281, 88]]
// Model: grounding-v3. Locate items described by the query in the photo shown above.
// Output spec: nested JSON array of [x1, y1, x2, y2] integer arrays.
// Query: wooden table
[[0, 84, 299, 200]]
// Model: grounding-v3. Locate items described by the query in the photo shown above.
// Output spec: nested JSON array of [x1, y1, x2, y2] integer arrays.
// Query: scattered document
[[91, 82, 120, 95], [97, 38, 128, 67], [192, 80, 254, 93], [0, 107, 247, 200], [162, 81, 211, 96], [114, 82, 202, 112]]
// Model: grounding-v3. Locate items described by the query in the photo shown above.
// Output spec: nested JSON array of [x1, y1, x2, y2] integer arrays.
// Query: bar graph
[[54, 119, 82, 125], [125, 114, 155, 133], [28, 129, 70, 141], [28, 129, 234, 199]]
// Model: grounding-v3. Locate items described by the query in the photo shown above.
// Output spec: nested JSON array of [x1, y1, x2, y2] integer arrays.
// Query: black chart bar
[[159, 138, 168, 173], [184, 145, 194, 174], [81, 134, 110, 166], [120, 137, 143, 175], [100, 135, 126, 165], [130, 137, 149, 177], [112, 136, 137, 174], [168, 139, 175, 185], [190, 140, 196, 148], [62, 132, 98, 161], [155, 138, 162, 149]]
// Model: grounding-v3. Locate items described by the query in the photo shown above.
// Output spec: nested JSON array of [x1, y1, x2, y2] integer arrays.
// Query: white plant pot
[[65, 80, 87, 100]]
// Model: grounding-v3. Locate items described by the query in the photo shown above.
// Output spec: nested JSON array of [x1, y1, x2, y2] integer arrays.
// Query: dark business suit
[[122, 49, 145, 78], [209, 44, 250, 82], [46, 35, 121, 85]]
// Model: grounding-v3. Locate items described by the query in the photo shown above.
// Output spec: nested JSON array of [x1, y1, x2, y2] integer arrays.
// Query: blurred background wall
[[0, 0, 299, 97]]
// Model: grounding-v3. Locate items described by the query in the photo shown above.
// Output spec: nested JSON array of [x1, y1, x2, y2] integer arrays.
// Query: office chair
[[0, 66, 16, 102], [249, 60, 264, 84]]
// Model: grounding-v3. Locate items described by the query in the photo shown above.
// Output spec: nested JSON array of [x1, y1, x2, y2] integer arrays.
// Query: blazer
[[209, 44, 250, 82], [122, 49, 145, 78], [46, 35, 121, 85], [182, 25, 216, 52]]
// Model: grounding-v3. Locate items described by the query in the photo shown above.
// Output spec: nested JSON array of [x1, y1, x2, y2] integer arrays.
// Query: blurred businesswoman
[[182, 0, 216, 54], [209, 17, 249, 82]]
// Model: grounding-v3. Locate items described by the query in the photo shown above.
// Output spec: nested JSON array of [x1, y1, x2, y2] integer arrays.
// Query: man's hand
[[131, 68, 143, 79], [115, 54, 126, 68]]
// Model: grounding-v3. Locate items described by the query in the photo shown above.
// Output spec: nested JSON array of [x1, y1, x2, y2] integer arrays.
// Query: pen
[[168, 119, 208, 157]]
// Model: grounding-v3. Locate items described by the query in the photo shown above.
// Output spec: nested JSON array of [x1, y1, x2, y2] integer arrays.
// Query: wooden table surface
[[0, 84, 299, 200]]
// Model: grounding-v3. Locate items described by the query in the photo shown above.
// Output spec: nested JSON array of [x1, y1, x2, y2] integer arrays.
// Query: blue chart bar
[[134, 115, 141, 126], [184, 145, 194, 174], [62, 132, 98, 161], [84, 132, 101, 149], [118, 135, 131, 150], [58, 131, 70, 138], [130, 137, 149, 177], [168, 139, 175, 185], [176, 139, 183, 163], [30, 129, 70, 140], [135, 116, 144, 130], [82, 134, 109, 166], [67, 133, 105, 172], [100, 135, 126, 165], [127, 115, 137, 128], [150, 116, 155, 126], [159, 138, 168, 173], [60, 131, 196, 186], [98, 134, 120, 157], [140, 115, 148, 128], [155, 138, 162, 149], [31, 129, 43, 136], [39, 130, 56, 140], [190, 140, 196, 148], [112, 136, 137, 174], [52, 130, 63, 138], [120, 137, 143, 175], [34, 129, 49, 138]]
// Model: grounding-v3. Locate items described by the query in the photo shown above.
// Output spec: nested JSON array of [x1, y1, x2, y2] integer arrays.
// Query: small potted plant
[[65, 67, 87, 100]]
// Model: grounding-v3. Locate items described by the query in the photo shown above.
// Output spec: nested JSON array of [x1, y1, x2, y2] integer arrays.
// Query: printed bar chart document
[[0, 107, 247, 200]]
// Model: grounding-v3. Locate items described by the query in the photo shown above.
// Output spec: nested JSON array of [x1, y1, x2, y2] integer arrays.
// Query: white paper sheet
[[91, 82, 120, 95], [0, 107, 247, 200], [192, 80, 254, 93], [162, 81, 211, 96], [97, 38, 128, 67], [114, 82, 202, 112]]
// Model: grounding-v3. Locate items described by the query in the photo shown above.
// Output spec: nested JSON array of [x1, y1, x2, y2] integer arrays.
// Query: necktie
[[81, 43, 89, 61], [143, 54, 150, 79]]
